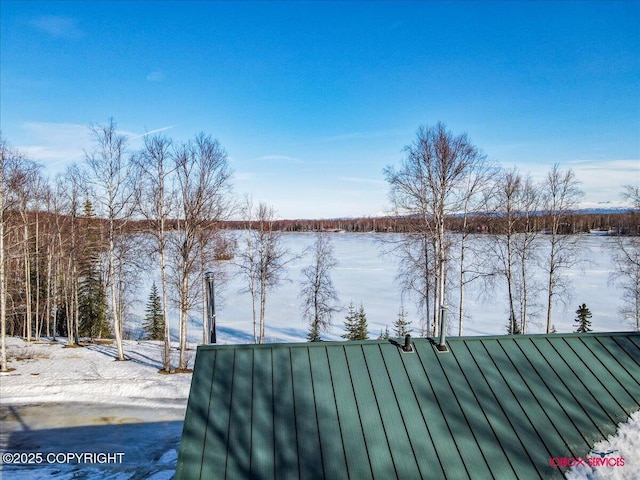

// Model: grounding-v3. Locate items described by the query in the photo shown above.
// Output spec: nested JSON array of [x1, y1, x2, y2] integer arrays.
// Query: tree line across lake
[[216, 210, 638, 235], [1, 120, 638, 374]]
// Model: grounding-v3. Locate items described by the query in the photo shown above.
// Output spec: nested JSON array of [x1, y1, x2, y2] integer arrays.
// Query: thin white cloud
[[319, 128, 411, 144], [133, 125, 178, 139], [30, 15, 83, 39], [234, 172, 256, 182], [15, 122, 178, 175], [88, 123, 176, 143], [568, 159, 640, 172], [18, 122, 90, 164], [502, 158, 640, 207], [252, 155, 304, 164], [146, 71, 165, 82], [337, 176, 386, 185], [571, 159, 640, 207]]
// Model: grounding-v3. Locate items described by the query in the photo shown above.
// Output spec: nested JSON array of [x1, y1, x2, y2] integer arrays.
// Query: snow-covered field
[[1, 232, 639, 479]]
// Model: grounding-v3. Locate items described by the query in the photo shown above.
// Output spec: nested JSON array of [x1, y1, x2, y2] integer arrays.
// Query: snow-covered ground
[[1, 336, 191, 479]]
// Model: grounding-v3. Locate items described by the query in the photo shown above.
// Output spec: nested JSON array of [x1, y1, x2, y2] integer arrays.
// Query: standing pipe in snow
[[205, 272, 216, 344]]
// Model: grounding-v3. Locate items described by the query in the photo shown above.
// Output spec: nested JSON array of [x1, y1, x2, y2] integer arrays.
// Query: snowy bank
[[1, 337, 192, 479], [0, 336, 192, 407]]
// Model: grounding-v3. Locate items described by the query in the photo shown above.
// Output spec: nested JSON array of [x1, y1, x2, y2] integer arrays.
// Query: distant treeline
[[214, 210, 640, 235], [9, 209, 638, 236]]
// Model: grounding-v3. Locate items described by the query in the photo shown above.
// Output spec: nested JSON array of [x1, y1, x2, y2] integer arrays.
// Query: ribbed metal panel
[[176, 332, 640, 479]]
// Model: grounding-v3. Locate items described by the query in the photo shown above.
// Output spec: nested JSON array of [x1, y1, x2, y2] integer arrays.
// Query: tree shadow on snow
[[2, 415, 183, 479], [216, 326, 255, 344], [86, 343, 164, 370]]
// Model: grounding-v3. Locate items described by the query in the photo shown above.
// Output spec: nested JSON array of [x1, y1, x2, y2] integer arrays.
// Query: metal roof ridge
[[194, 331, 640, 351]]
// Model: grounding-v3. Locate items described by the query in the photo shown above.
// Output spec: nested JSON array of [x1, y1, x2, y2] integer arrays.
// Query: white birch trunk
[[0, 181, 7, 371]]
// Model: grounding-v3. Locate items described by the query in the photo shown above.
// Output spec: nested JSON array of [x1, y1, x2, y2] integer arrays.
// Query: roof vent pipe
[[436, 305, 449, 352], [403, 334, 413, 352], [205, 271, 217, 344]]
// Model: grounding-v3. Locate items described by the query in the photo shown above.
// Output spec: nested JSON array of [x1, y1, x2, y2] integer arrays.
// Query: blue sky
[[1, 1, 638, 218]]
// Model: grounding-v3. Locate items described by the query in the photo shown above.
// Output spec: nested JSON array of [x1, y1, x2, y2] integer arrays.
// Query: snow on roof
[[568, 410, 640, 480]]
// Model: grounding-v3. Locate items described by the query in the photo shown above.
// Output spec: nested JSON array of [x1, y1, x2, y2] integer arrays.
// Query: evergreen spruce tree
[[78, 200, 110, 340], [143, 282, 165, 340], [506, 315, 522, 335], [342, 303, 359, 340], [393, 305, 412, 337], [78, 263, 109, 339], [307, 322, 322, 342], [574, 303, 593, 333], [379, 326, 391, 340], [355, 304, 369, 340], [342, 302, 370, 340]]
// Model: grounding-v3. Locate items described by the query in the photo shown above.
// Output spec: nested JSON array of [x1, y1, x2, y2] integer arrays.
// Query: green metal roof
[[176, 332, 640, 479]]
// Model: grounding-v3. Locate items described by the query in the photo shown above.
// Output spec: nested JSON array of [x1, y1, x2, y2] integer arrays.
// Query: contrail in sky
[[134, 125, 178, 138]]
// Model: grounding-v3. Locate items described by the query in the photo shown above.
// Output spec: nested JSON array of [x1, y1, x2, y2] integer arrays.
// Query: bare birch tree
[[611, 185, 640, 330], [114, 232, 148, 339], [172, 133, 232, 368], [541, 164, 583, 333], [58, 166, 83, 345], [12, 159, 41, 341], [454, 156, 496, 335], [384, 123, 485, 336], [1, 139, 25, 370], [491, 170, 544, 334], [237, 197, 259, 343], [382, 232, 436, 337], [237, 200, 291, 344], [0, 143, 7, 371], [32, 174, 49, 340], [135, 134, 175, 371], [491, 168, 522, 334], [83, 119, 137, 360], [46, 177, 70, 340], [300, 232, 339, 341], [512, 175, 543, 333], [624, 185, 640, 212], [42, 186, 55, 337]]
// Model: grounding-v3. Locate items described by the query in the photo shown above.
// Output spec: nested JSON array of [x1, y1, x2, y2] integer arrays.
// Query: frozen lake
[[163, 232, 634, 345]]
